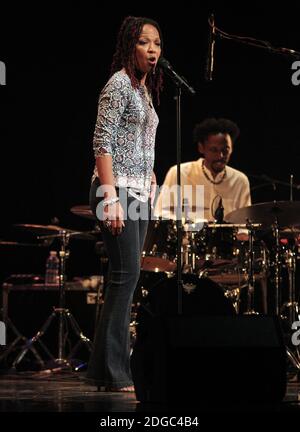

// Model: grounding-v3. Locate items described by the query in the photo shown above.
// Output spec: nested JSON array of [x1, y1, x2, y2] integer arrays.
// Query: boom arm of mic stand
[[216, 28, 300, 60]]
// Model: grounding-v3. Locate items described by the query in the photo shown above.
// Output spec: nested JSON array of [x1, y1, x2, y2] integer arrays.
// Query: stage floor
[[0, 370, 299, 414]]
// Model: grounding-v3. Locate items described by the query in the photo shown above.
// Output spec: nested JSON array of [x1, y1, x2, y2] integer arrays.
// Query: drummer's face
[[199, 133, 233, 174]]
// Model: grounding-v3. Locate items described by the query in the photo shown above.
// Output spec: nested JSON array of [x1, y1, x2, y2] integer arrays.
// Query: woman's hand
[[103, 201, 125, 235]]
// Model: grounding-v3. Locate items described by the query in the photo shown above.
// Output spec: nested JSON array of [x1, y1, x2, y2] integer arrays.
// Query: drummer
[[154, 117, 251, 240]]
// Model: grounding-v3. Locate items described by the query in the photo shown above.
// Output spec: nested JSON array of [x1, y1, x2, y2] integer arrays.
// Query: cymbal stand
[[281, 240, 300, 370], [281, 246, 299, 325], [271, 221, 300, 371], [283, 174, 300, 326], [244, 221, 258, 314], [0, 308, 45, 368], [272, 219, 282, 316], [12, 230, 93, 371]]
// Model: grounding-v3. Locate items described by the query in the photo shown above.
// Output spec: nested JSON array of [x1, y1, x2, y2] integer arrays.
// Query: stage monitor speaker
[[131, 314, 287, 405]]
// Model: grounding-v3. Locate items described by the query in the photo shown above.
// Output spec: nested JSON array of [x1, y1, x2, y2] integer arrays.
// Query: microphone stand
[[211, 19, 300, 60], [175, 86, 183, 314], [159, 58, 195, 314]]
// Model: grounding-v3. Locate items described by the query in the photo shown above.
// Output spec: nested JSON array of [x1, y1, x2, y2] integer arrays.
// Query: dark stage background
[[0, 3, 299, 282]]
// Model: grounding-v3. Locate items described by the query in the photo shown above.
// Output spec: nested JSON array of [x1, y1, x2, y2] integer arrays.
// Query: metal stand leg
[[272, 220, 282, 316], [268, 221, 300, 374], [280, 244, 300, 374], [281, 247, 299, 326], [0, 313, 45, 368], [286, 346, 300, 370], [12, 310, 57, 368]]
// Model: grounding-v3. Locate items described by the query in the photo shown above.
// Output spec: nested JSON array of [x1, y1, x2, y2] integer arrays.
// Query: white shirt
[[154, 158, 251, 222]]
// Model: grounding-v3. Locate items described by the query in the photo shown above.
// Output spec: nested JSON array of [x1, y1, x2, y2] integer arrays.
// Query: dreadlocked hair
[[110, 16, 164, 104]]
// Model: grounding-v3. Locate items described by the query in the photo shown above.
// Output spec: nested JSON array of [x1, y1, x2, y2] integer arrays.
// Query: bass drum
[[136, 272, 236, 318]]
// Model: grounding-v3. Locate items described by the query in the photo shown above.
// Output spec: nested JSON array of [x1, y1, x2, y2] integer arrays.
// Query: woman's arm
[[93, 75, 131, 234], [96, 155, 124, 234], [96, 155, 117, 199]]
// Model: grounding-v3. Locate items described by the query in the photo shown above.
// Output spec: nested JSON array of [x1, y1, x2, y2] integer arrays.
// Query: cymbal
[[0, 240, 45, 247], [205, 222, 261, 229], [161, 205, 209, 211], [14, 224, 97, 240], [14, 224, 72, 234], [226, 201, 300, 227], [70, 205, 95, 220], [280, 226, 300, 238]]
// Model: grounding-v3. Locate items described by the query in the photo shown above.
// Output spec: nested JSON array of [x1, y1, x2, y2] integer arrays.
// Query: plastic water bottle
[[45, 251, 59, 285]]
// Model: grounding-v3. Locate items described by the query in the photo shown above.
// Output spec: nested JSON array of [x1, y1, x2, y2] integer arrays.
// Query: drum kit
[[1, 200, 300, 371], [141, 201, 300, 342]]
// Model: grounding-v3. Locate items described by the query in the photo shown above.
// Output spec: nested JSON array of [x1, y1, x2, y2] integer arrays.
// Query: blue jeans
[[86, 179, 149, 387]]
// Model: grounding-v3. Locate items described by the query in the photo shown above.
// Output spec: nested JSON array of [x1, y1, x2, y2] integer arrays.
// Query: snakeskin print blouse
[[92, 69, 159, 202]]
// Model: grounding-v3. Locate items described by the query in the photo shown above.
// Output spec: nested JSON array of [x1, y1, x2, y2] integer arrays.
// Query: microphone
[[214, 197, 224, 223], [205, 14, 216, 81], [157, 57, 196, 94]]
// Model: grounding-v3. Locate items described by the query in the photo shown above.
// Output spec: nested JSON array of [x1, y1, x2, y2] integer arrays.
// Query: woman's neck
[[135, 68, 147, 86]]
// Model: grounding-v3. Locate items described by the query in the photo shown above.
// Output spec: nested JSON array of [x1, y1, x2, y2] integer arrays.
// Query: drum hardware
[[182, 231, 198, 274], [269, 221, 299, 324], [286, 348, 300, 371], [271, 220, 283, 317], [223, 287, 243, 313], [11, 227, 93, 371], [243, 221, 260, 315], [180, 220, 267, 316], [273, 224, 300, 372], [0, 306, 45, 368], [226, 201, 300, 315], [129, 303, 140, 352], [281, 243, 299, 327]]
